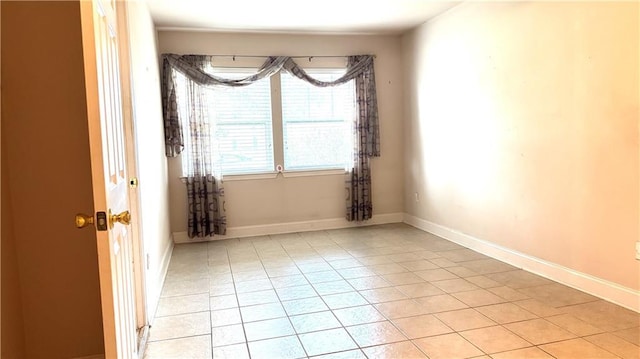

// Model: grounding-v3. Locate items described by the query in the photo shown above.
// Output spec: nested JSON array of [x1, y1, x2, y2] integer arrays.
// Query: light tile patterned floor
[[144, 224, 640, 359]]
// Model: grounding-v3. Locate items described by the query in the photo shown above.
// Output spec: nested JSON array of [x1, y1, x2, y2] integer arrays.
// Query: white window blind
[[208, 69, 273, 175], [281, 70, 355, 171]]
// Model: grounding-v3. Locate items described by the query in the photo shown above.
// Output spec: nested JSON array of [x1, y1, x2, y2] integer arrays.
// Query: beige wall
[[125, 1, 173, 321], [403, 2, 639, 290], [1, 1, 104, 357], [157, 31, 405, 232]]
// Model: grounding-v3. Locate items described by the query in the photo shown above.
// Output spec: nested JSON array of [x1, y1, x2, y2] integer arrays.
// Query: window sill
[[281, 169, 346, 178], [222, 168, 346, 181], [223, 172, 278, 181]]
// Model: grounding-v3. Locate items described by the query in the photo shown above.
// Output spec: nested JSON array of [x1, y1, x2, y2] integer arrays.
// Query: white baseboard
[[147, 240, 173, 325], [172, 212, 404, 243], [169, 212, 639, 312], [403, 214, 640, 313]]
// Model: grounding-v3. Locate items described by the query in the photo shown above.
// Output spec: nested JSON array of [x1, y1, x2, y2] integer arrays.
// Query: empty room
[[1, 0, 638, 358]]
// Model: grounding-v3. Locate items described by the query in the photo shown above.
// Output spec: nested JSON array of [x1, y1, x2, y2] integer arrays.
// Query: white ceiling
[[145, 0, 461, 34]]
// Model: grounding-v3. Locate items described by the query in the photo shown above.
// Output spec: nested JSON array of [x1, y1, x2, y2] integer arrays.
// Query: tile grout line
[[258, 232, 310, 358], [153, 225, 639, 359], [276, 230, 357, 358]]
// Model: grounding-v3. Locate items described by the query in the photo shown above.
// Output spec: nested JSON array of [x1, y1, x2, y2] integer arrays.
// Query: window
[[208, 69, 273, 174], [175, 66, 354, 176], [281, 70, 355, 171]]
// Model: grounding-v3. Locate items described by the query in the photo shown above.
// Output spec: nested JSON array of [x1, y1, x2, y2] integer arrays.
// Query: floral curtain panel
[[186, 175, 225, 238], [161, 54, 380, 228], [171, 56, 227, 238], [345, 56, 380, 221]]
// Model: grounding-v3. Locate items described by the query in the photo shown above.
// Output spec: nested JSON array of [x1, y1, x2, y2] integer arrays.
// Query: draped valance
[[161, 53, 379, 158]]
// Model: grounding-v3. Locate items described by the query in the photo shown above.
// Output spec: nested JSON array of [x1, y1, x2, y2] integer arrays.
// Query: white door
[[79, 0, 138, 357]]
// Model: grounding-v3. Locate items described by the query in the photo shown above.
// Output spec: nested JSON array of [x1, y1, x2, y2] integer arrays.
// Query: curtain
[[161, 54, 380, 224], [186, 175, 225, 238], [161, 57, 183, 157], [345, 56, 380, 221], [171, 55, 226, 238]]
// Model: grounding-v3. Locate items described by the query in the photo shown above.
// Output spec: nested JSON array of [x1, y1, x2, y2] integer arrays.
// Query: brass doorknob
[[109, 210, 131, 228], [75, 213, 94, 229]]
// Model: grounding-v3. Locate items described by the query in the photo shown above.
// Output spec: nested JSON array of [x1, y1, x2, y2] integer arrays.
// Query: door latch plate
[[96, 211, 108, 231]]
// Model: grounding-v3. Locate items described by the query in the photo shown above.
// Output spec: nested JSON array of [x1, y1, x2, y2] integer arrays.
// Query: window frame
[[181, 58, 354, 180], [206, 67, 275, 176], [280, 68, 355, 173]]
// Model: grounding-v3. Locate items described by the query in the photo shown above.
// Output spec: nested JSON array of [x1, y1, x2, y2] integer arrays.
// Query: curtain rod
[[206, 54, 376, 61]]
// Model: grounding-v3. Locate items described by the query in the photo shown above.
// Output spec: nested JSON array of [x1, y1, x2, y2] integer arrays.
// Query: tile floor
[[144, 224, 640, 359]]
